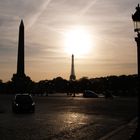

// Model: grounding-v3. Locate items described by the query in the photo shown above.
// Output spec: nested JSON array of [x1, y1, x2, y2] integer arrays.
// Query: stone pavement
[[99, 118, 137, 140]]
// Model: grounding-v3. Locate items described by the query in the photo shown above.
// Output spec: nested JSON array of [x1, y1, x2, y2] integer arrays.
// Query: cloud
[[0, 0, 139, 81], [27, 0, 52, 29]]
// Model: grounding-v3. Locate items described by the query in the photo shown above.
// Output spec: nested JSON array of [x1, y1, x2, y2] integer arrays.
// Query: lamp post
[[131, 4, 140, 139]]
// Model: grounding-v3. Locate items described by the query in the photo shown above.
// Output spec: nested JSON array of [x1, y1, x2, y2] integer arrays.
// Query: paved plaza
[[0, 94, 137, 140]]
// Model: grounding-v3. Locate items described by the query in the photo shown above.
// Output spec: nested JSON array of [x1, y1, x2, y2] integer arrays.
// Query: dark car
[[83, 90, 99, 98], [104, 91, 114, 99], [12, 94, 35, 113]]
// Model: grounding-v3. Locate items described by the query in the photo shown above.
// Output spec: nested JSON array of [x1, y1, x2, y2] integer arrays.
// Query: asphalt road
[[0, 94, 138, 140]]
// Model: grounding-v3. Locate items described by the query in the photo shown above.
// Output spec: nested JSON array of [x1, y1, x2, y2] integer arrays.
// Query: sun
[[64, 27, 92, 56]]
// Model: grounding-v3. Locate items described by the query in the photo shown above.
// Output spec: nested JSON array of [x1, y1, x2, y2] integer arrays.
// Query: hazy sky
[[0, 0, 139, 82]]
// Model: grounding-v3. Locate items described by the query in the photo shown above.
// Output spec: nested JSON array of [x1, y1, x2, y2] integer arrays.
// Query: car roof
[[85, 90, 95, 93], [85, 90, 98, 94], [15, 93, 31, 97], [15, 93, 30, 95]]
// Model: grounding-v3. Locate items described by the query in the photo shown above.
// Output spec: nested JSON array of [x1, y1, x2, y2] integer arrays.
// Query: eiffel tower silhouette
[[69, 54, 76, 81]]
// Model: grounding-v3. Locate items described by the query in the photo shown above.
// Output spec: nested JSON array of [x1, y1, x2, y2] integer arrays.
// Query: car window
[[16, 95, 33, 103]]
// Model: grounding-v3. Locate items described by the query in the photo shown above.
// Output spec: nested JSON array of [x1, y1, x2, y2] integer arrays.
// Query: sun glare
[[64, 27, 92, 56]]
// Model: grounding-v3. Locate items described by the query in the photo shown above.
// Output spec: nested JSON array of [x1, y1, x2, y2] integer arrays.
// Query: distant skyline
[[0, 0, 139, 82]]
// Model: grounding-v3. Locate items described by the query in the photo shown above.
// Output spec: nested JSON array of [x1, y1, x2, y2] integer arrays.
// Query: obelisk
[[11, 20, 32, 93], [69, 54, 76, 81], [17, 19, 25, 77]]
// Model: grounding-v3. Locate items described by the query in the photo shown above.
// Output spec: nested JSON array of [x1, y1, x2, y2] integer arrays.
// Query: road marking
[[99, 117, 137, 140]]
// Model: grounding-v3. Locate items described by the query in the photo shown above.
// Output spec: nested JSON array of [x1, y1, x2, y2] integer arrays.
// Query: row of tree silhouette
[[0, 74, 138, 96]]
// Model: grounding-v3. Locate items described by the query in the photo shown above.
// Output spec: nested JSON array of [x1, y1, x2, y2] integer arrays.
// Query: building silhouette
[[69, 54, 76, 81]]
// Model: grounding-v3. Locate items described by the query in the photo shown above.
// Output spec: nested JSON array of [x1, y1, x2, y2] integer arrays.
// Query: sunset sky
[[0, 0, 139, 82]]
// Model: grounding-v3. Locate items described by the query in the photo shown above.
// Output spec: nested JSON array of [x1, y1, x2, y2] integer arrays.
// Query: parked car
[[83, 90, 99, 98], [12, 94, 35, 113], [104, 91, 114, 99]]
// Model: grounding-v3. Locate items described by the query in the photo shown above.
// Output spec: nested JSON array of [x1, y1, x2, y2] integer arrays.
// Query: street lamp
[[131, 4, 140, 139], [132, 4, 140, 33]]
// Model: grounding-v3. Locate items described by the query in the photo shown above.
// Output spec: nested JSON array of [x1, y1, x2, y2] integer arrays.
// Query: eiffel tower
[[69, 54, 76, 81]]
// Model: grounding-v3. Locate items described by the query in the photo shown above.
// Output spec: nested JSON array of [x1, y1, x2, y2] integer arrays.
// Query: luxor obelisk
[[17, 19, 25, 77], [12, 20, 31, 93]]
